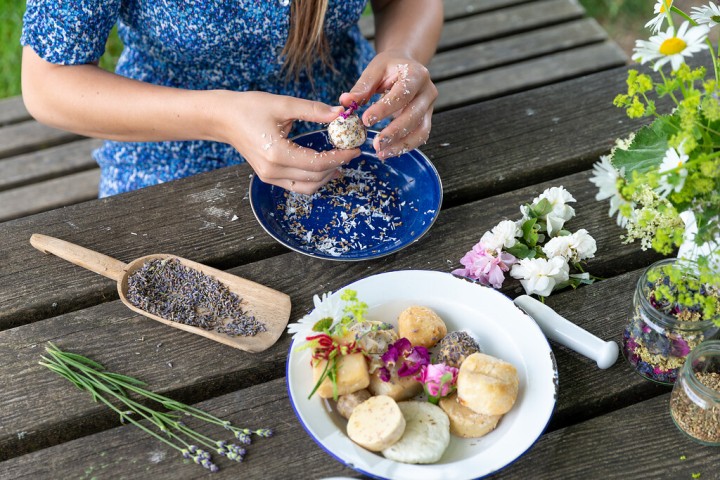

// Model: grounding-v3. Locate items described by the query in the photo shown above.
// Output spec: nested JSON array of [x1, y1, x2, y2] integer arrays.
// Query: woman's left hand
[[339, 50, 437, 159]]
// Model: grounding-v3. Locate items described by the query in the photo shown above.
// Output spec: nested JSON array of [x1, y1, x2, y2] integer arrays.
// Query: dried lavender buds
[[279, 160, 409, 257], [127, 258, 266, 337]]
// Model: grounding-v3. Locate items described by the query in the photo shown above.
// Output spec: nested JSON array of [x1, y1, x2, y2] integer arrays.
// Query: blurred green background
[[0, 0, 709, 100]]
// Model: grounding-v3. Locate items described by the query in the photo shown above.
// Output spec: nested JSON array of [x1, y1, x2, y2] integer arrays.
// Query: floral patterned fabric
[[21, 0, 373, 196]]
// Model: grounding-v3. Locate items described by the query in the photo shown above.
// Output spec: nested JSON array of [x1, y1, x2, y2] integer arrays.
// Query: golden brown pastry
[[439, 393, 502, 438], [456, 352, 519, 415], [397, 306, 447, 348]]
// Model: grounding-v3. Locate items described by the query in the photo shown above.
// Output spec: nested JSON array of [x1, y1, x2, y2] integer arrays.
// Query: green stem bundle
[[39, 343, 273, 473]]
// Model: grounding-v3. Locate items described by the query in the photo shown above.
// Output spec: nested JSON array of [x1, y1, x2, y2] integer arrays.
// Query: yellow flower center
[[660, 37, 686, 56]]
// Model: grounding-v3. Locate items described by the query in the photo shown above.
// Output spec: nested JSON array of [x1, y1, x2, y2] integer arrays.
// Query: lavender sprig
[[39, 343, 273, 473]]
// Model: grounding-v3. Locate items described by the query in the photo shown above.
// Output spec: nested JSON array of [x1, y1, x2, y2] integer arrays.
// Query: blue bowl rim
[[249, 129, 443, 262]]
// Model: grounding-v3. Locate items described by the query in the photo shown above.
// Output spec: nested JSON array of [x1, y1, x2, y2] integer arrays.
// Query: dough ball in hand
[[328, 111, 366, 150]]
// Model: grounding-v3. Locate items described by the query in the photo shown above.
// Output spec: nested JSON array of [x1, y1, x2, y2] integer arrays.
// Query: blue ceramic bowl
[[249, 130, 442, 261]]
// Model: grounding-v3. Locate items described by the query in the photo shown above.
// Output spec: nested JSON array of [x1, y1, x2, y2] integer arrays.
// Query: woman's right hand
[[216, 91, 361, 195]]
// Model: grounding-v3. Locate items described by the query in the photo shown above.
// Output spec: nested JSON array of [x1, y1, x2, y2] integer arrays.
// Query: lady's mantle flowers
[[453, 186, 596, 297]]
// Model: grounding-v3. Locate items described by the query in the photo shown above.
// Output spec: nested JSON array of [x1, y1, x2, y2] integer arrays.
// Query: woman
[[21, 0, 442, 197]]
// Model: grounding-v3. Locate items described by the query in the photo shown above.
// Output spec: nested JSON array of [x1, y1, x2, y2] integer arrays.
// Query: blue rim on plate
[[249, 130, 442, 261]]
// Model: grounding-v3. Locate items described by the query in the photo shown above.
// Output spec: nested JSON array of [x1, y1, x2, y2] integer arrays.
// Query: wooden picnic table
[[2, 1, 720, 479]]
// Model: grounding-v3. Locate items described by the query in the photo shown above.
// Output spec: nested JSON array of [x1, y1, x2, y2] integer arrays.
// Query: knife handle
[[513, 295, 619, 369]]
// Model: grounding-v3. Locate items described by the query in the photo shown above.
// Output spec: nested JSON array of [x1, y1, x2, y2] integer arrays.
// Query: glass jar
[[622, 259, 720, 385], [669, 340, 720, 446]]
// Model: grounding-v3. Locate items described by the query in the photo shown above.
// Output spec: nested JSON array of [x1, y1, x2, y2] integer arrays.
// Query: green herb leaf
[[312, 317, 333, 332], [531, 198, 553, 217], [521, 218, 539, 247], [612, 116, 678, 176], [505, 243, 535, 259]]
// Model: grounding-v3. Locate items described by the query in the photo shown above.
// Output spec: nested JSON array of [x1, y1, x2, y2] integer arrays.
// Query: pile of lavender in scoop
[[127, 258, 266, 337]]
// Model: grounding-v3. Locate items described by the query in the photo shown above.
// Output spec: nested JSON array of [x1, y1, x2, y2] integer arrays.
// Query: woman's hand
[[217, 91, 361, 195], [339, 50, 437, 159]]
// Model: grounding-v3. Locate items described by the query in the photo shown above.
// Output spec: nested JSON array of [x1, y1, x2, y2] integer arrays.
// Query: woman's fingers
[[362, 63, 432, 127], [377, 113, 432, 159], [279, 97, 345, 124], [373, 85, 435, 151]]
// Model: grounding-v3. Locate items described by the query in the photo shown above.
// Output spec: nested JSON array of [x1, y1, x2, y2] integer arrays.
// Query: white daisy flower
[[691, 2, 720, 27], [286, 291, 343, 340], [632, 21, 709, 71], [589, 155, 632, 227], [481, 219, 521, 251], [510, 256, 569, 297], [646, 0, 673, 33], [656, 144, 689, 197]]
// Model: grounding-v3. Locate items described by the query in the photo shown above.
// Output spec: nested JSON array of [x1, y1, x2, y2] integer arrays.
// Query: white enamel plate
[[286, 270, 558, 480]]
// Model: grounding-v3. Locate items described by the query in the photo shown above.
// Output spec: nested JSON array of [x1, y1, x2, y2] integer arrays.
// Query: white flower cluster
[[508, 187, 597, 296]]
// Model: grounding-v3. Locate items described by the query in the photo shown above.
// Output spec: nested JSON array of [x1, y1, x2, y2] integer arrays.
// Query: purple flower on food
[[398, 346, 430, 377], [378, 338, 431, 381]]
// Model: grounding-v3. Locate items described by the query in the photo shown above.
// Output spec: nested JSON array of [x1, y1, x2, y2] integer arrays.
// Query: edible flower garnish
[[378, 338, 430, 381], [305, 333, 364, 400], [338, 101, 359, 119], [292, 289, 370, 400], [417, 363, 459, 405]]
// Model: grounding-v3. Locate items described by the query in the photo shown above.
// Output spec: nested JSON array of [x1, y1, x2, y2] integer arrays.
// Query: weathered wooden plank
[[0, 139, 101, 192], [0, 120, 80, 160], [0, 170, 664, 459], [0, 65, 652, 330], [429, 18, 610, 82], [435, 41, 628, 111], [0, 97, 31, 127], [0, 169, 100, 222], [435, 0, 585, 52], [3, 378, 716, 479], [359, 0, 532, 38]]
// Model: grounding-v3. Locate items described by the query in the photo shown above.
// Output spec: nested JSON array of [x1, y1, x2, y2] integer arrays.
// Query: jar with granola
[[670, 340, 720, 446], [622, 259, 720, 385]]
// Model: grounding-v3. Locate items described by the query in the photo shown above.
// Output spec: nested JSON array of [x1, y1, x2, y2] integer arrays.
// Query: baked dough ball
[[381, 401, 450, 464], [347, 395, 405, 451], [439, 393, 502, 438], [398, 306, 447, 349], [457, 352, 518, 415], [328, 113, 367, 149], [435, 331, 481, 368], [336, 389, 372, 420]]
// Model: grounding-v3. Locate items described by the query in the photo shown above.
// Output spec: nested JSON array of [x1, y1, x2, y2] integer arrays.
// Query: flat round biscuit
[[381, 401, 450, 464], [347, 395, 405, 451]]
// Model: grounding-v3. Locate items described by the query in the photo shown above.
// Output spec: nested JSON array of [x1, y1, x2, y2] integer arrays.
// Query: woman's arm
[[21, 47, 359, 194], [340, 0, 443, 159]]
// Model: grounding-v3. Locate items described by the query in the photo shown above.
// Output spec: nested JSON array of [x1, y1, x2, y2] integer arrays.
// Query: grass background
[[0, 0, 712, 100]]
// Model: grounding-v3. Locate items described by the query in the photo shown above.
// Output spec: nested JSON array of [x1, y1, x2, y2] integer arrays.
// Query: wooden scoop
[[30, 234, 291, 353]]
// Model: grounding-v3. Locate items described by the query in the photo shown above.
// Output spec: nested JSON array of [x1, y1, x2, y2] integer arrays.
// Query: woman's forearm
[[370, 0, 443, 65], [21, 46, 227, 143]]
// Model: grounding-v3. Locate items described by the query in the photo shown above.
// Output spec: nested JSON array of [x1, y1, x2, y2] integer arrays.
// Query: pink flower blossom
[[452, 242, 517, 289], [417, 363, 459, 404]]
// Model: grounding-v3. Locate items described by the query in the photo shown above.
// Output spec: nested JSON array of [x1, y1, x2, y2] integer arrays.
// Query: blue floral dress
[[21, 0, 374, 197]]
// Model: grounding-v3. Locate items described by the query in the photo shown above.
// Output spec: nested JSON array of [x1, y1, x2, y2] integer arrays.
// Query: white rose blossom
[[286, 291, 343, 340], [569, 229, 597, 261], [510, 257, 570, 297], [542, 235, 573, 260], [531, 186, 576, 236], [481, 219, 521, 251]]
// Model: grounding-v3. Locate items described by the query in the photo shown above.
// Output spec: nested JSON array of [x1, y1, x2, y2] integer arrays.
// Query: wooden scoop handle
[[30, 234, 127, 282]]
